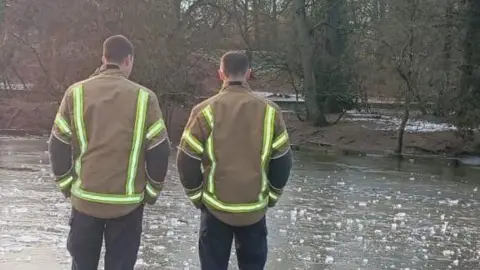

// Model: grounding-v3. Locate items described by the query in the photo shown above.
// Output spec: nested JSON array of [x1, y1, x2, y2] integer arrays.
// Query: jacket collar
[[220, 81, 251, 92], [90, 64, 126, 78]]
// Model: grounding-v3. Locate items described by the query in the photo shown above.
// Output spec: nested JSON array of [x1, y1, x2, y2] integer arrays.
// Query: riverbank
[[286, 116, 480, 157], [1, 101, 479, 157]]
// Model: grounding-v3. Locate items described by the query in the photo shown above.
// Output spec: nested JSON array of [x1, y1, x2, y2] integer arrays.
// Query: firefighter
[[48, 35, 170, 270], [176, 51, 293, 270]]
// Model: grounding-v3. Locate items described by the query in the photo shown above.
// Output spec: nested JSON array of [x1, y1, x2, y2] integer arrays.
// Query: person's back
[[177, 51, 293, 270], [48, 35, 170, 270], [69, 66, 163, 217]]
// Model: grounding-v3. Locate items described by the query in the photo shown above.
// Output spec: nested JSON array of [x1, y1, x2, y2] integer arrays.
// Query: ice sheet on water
[[394, 213, 406, 221], [446, 198, 460, 206], [442, 250, 455, 257], [18, 236, 40, 243], [12, 208, 28, 213], [325, 256, 334, 264]]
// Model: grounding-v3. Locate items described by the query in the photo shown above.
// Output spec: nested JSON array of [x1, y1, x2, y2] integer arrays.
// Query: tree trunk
[[395, 0, 415, 154], [379, 0, 386, 21], [460, 0, 480, 95], [373, 0, 379, 22], [294, 0, 327, 126], [436, 0, 453, 116], [395, 98, 410, 154], [253, 0, 260, 46], [457, 0, 480, 131], [172, 0, 181, 23], [270, 0, 278, 47]]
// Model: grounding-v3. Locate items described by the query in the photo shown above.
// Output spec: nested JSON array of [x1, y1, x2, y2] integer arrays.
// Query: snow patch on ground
[[346, 112, 456, 133]]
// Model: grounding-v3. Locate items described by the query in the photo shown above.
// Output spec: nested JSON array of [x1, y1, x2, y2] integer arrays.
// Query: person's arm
[[267, 107, 293, 207], [144, 93, 171, 205], [48, 90, 74, 198], [176, 107, 208, 208]]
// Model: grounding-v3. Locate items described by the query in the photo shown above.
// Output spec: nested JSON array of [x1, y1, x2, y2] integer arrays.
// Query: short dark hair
[[102, 35, 134, 64], [220, 51, 250, 77]]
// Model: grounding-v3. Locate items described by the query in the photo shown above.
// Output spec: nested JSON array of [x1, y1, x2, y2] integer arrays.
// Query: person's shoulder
[[189, 92, 223, 116], [118, 79, 158, 100], [245, 90, 282, 111], [265, 98, 282, 112], [120, 78, 151, 92], [63, 78, 92, 96]]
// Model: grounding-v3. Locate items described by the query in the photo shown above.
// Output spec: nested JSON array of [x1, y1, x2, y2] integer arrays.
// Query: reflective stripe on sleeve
[[146, 119, 165, 140], [57, 175, 74, 190], [146, 183, 160, 197], [54, 114, 72, 137], [272, 130, 288, 150], [268, 191, 279, 201], [182, 131, 204, 154], [188, 189, 203, 202]]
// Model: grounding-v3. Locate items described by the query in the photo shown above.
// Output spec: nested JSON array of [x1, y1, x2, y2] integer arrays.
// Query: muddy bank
[[0, 100, 56, 132], [286, 116, 480, 157], [1, 102, 479, 157]]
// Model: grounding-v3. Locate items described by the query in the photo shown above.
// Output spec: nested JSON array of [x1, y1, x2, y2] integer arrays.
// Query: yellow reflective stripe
[[272, 130, 288, 150], [146, 183, 160, 197], [57, 175, 73, 190], [203, 193, 269, 213], [73, 86, 87, 178], [54, 114, 72, 137], [268, 191, 279, 201], [259, 106, 275, 199], [146, 119, 165, 140], [202, 105, 214, 128], [182, 131, 204, 154], [269, 183, 282, 193], [188, 190, 203, 201], [126, 90, 149, 195], [72, 85, 146, 205], [261, 106, 275, 165], [72, 181, 144, 205], [202, 106, 216, 194], [201, 105, 274, 213], [206, 136, 215, 194]]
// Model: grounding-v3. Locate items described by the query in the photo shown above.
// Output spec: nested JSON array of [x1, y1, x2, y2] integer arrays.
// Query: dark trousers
[[199, 209, 268, 270], [67, 206, 144, 270]]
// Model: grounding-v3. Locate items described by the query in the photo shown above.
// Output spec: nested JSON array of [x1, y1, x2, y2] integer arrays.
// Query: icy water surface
[[0, 136, 479, 269]]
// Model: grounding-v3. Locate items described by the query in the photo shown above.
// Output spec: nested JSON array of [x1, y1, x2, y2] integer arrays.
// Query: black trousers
[[199, 209, 268, 270], [67, 205, 144, 270]]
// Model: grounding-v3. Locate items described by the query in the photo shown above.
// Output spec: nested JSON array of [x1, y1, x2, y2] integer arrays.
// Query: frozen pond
[[0, 137, 479, 269]]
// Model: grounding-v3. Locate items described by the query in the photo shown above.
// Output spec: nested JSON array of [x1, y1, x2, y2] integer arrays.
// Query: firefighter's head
[[219, 51, 251, 82], [102, 35, 134, 77]]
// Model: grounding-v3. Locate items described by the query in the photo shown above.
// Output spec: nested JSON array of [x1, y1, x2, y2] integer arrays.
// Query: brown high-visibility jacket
[[176, 81, 292, 226], [48, 65, 170, 219]]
